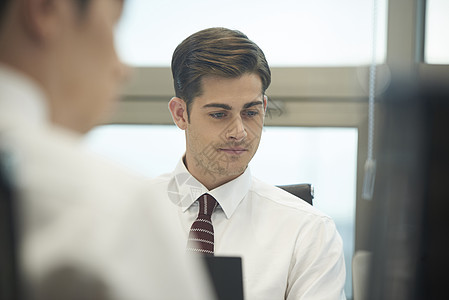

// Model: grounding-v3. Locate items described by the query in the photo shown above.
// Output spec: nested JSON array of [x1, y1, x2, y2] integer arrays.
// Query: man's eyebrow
[[202, 103, 232, 110], [243, 101, 264, 109], [202, 100, 263, 110]]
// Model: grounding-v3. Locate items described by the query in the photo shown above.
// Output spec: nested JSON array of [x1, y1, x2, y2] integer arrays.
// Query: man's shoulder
[[145, 172, 177, 202], [11, 124, 149, 200], [148, 172, 172, 185], [249, 177, 330, 219]]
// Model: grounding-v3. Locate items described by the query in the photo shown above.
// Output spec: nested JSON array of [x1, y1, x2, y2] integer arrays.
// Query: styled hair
[[171, 27, 271, 119]]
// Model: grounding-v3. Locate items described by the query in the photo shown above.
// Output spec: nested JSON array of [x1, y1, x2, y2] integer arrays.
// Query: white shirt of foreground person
[[149, 158, 347, 300], [0, 65, 215, 300]]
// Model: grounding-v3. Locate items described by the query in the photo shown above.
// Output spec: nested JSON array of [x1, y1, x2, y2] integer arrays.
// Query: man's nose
[[225, 116, 247, 142]]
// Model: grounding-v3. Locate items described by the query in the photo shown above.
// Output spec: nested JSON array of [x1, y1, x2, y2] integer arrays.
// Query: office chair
[[277, 183, 314, 205]]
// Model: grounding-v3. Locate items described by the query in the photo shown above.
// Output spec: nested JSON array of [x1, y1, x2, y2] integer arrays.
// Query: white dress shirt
[[0, 64, 214, 300], [149, 158, 347, 300]]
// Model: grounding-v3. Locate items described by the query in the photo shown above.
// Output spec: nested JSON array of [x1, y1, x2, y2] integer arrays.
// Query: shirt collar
[[168, 157, 252, 219], [0, 63, 49, 127]]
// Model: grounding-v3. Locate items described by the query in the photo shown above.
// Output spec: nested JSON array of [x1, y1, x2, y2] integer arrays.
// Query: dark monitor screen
[[368, 77, 449, 300], [203, 256, 244, 300], [0, 148, 20, 300]]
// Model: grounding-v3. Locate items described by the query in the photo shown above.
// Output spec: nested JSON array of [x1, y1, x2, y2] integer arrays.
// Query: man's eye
[[210, 112, 227, 119], [243, 110, 259, 117]]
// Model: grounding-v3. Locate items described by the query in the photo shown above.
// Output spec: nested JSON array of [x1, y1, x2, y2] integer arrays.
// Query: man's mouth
[[219, 147, 248, 155]]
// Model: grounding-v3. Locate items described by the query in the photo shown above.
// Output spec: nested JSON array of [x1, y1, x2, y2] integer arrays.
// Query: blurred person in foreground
[[148, 27, 347, 300], [0, 0, 214, 299]]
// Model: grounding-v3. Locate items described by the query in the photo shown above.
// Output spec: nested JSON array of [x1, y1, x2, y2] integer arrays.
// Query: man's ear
[[21, 0, 65, 41], [168, 97, 188, 130]]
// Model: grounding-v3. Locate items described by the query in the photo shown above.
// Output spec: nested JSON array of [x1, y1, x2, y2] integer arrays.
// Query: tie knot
[[198, 194, 217, 216]]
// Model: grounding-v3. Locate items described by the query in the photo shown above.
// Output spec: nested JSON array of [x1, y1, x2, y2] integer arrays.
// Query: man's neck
[[182, 155, 244, 190]]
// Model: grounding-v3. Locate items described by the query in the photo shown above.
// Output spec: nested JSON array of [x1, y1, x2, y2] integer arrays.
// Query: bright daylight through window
[[115, 0, 387, 67], [425, 0, 449, 64]]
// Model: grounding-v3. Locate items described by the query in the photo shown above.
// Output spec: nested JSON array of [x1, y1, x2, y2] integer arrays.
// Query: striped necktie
[[186, 194, 218, 255]]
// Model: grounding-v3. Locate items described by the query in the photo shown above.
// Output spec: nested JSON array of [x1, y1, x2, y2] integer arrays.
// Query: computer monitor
[[203, 256, 244, 300], [368, 76, 449, 300], [0, 148, 20, 300]]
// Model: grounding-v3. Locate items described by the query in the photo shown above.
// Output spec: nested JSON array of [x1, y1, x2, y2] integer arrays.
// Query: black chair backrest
[[277, 183, 314, 205]]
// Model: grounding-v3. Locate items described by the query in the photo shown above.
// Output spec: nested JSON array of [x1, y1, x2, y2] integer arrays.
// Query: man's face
[[53, 0, 125, 132], [184, 73, 266, 189]]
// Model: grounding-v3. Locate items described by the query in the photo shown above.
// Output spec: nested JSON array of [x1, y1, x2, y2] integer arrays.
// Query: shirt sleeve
[[285, 216, 347, 300]]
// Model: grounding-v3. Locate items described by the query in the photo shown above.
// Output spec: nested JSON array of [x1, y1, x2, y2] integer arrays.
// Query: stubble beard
[[192, 141, 253, 184]]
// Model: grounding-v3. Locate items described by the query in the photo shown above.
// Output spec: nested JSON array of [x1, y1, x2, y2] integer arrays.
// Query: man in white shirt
[[149, 27, 347, 299], [0, 0, 213, 299]]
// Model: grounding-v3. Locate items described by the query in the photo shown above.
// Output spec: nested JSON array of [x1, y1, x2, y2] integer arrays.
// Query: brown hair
[[171, 27, 271, 120]]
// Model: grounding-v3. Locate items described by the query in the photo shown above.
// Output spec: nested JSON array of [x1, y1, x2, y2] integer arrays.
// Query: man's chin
[[217, 165, 247, 178]]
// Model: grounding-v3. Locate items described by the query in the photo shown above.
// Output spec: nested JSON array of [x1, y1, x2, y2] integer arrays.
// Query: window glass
[[115, 0, 387, 67], [84, 124, 357, 297], [425, 0, 449, 64]]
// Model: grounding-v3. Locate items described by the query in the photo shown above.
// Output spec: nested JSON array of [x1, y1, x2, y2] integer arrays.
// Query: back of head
[[171, 27, 271, 116], [0, 0, 126, 134]]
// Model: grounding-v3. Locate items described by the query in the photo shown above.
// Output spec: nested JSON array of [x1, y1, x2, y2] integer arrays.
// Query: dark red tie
[[186, 194, 218, 255]]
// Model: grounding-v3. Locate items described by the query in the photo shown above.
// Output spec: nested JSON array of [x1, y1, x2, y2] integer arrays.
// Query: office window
[[425, 0, 449, 64], [115, 0, 387, 67], [84, 124, 357, 298]]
